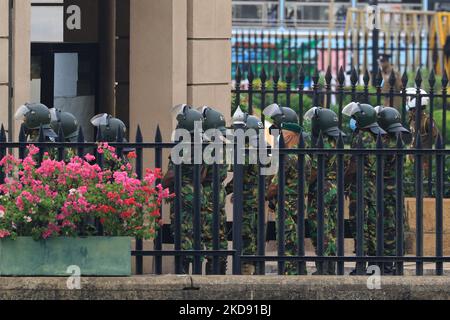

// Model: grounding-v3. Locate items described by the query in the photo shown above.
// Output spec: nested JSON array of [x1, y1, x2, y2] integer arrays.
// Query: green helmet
[[263, 104, 299, 128], [305, 107, 346, 138], [232, 106, 263, 131], [15, 103, 57, 139], [50, 109, 79, 142], [375, 106, 410, 134], [199, 106, 227, 133], [342, 102, 387, 135], [90, 113, 126, 142], [172, 104, 203, 133]]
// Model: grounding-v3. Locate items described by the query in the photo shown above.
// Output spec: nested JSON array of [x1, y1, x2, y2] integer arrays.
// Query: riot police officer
[[304, 107, 346, 275], [266, 107, 311, 275], [50, 108, 79, 142], [90, 113, 127, 143], [226, 106, 265, 275], [162, 104, 204, 274], [198, 106, 229, 275], [404, 88, 440, 174], [375, 106, 410, 274], [343, 102, 386, 274], [15, 103, 58, 142]]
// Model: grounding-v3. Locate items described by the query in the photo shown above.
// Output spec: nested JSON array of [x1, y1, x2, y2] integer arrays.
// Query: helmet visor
[[90, 113, 109, 126], [364, 122, 387, 135], [15, 105, 31, 121], [342, 102, 361, 117], [44, 128, 58, 139], [172, 104, 187, 119], [325, 126, 346, 137], [304, 107, 319, 121], [387, 122, 410, 133], [263, 104, 283, 118]]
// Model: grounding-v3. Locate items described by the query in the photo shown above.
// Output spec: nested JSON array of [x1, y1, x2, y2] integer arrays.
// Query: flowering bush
[[0, 143, 172, 240]]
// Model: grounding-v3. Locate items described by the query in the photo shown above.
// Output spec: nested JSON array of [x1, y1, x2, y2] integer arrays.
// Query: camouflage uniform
[[167, 156, 199, 273], [202, 160, 229, 275], [271, 151, 311, 275], [408, 111, 440, 174], [308, 137, 338, 270], [346, 131, 378, 257], [382, 136, 398, 257], [225, 161, 259, 262]]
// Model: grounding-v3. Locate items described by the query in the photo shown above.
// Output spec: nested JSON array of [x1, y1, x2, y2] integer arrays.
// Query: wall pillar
[[187, 0, 232, 120], [0, 0, 30, 139]]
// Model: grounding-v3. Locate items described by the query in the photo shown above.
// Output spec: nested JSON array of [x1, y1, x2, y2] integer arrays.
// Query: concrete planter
[[405, 198, 450, 255], [0, 237, 131, 276]]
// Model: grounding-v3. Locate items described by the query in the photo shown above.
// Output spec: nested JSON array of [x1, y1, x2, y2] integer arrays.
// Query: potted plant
[[0, 143, 172, 276]]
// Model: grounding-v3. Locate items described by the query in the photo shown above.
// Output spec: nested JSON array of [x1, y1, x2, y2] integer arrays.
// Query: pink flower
[[84, 154, 96, 162], [0, 230, 10, 238], [27, 145, 39, 156]]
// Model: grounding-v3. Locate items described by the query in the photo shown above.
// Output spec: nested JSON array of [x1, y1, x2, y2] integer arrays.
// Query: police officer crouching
[[375, 106, 410, 274], [15, 103, 58, 142], [90, 113, 135, 159]]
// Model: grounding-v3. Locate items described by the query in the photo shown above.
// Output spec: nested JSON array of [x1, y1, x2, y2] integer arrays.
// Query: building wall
[[0, 0, 30, 139], [129, 0, 232, 274]]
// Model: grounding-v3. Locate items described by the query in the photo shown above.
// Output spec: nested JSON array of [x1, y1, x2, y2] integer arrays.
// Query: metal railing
[[232, 29, 444, 81], [0, 64, 449, 275]]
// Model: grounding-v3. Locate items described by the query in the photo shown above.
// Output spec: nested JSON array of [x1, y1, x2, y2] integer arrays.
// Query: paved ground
[[1, 275, 450, 300]]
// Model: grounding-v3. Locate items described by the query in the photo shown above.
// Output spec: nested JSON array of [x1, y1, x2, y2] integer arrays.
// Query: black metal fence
[[232, 29, 443, 82], [0, 97, 449, 276]]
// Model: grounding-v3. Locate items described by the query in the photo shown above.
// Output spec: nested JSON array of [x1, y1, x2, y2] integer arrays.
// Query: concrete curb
[[1, 276, 450, 300]]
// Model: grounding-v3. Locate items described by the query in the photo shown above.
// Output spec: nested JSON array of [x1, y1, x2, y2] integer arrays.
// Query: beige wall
[[130, 0, 231, 144], [187, 0, 231, 120], [129, 0, 231, 274], [0, 0, 9, 131], [0, 0, 30, 139]]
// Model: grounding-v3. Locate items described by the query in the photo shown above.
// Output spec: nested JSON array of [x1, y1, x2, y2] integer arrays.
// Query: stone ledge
[[1, 276, 450, 300]]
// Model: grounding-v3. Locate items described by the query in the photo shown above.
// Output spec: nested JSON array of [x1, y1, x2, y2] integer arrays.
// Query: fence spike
[[19, 124, 26, 142], [278, 130, 285, 149], [376, 68, 383, 87], [96, 125, 103, 141], [415, 132, 422, 149], [260, 67, 267, 84], [325, 66, 332, 85], [286, 68, 293, 85], [389, 70, 397, 87], [235, 66, 242, 84], [0, 125, 6, 142], [248, 64, 254, 83], [357, 133, 364, 149], [135, 125, 143, 142], [337, 66, 345, 86], [299, 131, 305, 148], [58, 126, 65, 142], [117, 126, 124, 144], [429, 69, 436, 89], [312, 68, 320, 86], [273, 67, 280, 84], [317, 132, 324, 149], [77, 126, 84, 143], [350, 67, 358, 86], [415, 68, 422, 88], [337, 132, 344, 149], [155, 125, 162, 143], [38, 124, 45, 142], [376, 132, 383, 149], [442, 70, 448, 87], [401, 71, 409, 88], [436, 133, 443, 149], [363, 69, 370, 86], [298, 66, 305, 85], [396, 132, 404, 148]]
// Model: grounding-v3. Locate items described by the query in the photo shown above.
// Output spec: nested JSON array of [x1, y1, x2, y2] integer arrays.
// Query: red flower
[[127, 151, 137, 159]]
